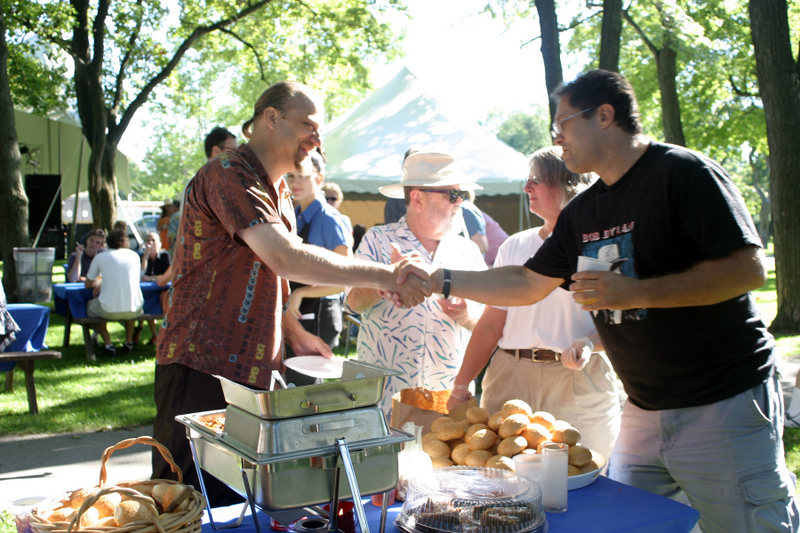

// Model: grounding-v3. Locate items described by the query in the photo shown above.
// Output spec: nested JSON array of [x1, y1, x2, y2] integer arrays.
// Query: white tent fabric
[[13, 109, 131, 201], [321, 67, 528, 197]]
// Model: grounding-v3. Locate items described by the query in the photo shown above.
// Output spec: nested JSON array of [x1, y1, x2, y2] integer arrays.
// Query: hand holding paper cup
[[574, 256, 614, 305]]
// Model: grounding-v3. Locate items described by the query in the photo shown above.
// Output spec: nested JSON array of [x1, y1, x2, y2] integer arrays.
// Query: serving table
[[201, 475, 700, 533], [52, 282, 167, 359]]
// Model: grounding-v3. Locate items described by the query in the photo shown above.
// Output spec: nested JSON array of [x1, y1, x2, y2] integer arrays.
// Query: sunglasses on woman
[[419, 189, 469, 204]]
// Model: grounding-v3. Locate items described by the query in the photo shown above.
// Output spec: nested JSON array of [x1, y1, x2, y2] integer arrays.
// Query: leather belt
[[504, 348, 561, 362]]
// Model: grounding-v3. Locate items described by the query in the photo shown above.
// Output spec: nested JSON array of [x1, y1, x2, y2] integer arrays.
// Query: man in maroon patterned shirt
[[152, 81, 431, 504]]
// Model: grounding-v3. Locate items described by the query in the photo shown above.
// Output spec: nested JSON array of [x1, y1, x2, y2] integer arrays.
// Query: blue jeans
[[609, 373, 798, 532]]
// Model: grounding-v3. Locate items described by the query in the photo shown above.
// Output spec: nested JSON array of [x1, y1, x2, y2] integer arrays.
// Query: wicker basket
[[29, 436, 206, 533]]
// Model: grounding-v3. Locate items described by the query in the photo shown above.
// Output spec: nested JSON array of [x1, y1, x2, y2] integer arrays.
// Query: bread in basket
[[29, 436, 206, 533]]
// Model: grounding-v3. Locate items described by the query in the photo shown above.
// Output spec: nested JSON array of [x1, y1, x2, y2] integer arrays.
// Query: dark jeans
[[152, 363, 243, 507], [284, 297, 343, 386]]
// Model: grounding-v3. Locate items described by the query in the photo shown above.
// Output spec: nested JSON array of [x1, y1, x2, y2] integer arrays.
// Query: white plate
[[568, 450, 606, 491], [284, 356, 345, 379]]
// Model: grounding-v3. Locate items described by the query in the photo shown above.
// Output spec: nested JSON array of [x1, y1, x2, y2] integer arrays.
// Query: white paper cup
[[513, 453, 543, 489], [577, 256, 613, 272]]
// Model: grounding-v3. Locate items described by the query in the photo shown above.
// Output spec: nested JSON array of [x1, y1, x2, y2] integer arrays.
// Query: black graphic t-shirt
[[525, 142, 773, 410]]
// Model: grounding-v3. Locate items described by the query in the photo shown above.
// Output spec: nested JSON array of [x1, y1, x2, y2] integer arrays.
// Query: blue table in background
[[53, 282, 167, 358], [201, 476, 699, 533], [1, 304, 61, 414]]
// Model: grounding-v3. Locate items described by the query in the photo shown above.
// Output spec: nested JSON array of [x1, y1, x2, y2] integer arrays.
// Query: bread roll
[[552, 426, 581, 446], [521, 424, 552, 449], [487, 412, 505, 432], [500, 399, 532, 418], [464, 423, 489, 442], [568, 465, 583, 476], [162, 483, 189, 512], [423, 439, 451, 459], [528, 411, 556, 432], [47, 508, 77, 523], [448, 437, 465, 449], [466, 428, 497, 450], [485, 455, 515, 471], [580, 459, 601, 473], [114, 501, 153, 526], [498, 414, 529, 438], [430, 417, 454, 433], [68, 487, 99, 509], [435, 420, 465, 441], [496, 435, 527, 457], [466, 407, 490, 425], [457, 419, 472, 430], [568, 444, 592, 467], [451, 443, 472, 465], [96, 516, 118, 527], [431, 456, 455, 469], [93, 492, 122, 518], [151, 482, 172, 505], [464, 449, 493, 467], [421, 432, 440, 445], [79, 506, 100, 528]]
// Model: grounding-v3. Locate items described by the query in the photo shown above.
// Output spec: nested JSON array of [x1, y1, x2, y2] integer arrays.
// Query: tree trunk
[[655, 43, 685, 146], [750, 0, 800, 333], [534, 0, 563, 121], [0, 8, 31, 302], [599, 0, 623, 72]]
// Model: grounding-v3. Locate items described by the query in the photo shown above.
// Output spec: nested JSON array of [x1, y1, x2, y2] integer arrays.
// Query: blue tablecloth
[[1, 304, 51, 371], [201, 476, 699, 533], [52, 282, 166, 319]]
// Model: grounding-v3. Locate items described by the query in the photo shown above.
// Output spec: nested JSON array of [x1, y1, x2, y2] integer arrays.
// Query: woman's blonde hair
[[528, 146, 595, 200]]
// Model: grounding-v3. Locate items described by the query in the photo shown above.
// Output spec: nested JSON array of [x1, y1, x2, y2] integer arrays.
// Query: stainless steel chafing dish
[[177, 360, 413, 533], [216, 360, 400, 419]]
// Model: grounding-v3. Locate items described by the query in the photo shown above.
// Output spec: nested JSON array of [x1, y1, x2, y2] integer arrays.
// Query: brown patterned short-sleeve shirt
[[156, 144, 295, 389]]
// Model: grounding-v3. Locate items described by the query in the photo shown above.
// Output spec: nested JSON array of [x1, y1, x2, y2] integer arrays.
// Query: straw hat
[[378, 152, 483, 199]]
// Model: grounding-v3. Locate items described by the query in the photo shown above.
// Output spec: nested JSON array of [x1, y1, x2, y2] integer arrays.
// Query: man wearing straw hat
[[346, 151, 487, 414]]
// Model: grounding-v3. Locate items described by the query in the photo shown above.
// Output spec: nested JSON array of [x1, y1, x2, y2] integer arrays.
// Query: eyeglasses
[[551, 107, 594, 139], [325, 196, 338, 203], [419, 189, 469, 204]]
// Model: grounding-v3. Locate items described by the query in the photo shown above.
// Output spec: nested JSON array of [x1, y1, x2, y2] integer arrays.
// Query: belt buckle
[[532, 349, 560, 362]]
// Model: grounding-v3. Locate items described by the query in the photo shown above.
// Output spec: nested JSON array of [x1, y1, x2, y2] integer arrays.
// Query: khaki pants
[[87, 298, 141, 320], [480, 347, 621, 459]]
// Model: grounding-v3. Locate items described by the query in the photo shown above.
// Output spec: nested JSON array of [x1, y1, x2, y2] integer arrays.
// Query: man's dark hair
[[106, 229, 128, 250], [86, 229, 106, 242], [552, 69, 643, 135], [204, 127, 236, 158]]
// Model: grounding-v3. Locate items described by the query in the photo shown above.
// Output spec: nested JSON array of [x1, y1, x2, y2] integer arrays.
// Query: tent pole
[[32, 183, 63, 247], [68, 137, 85, 251]]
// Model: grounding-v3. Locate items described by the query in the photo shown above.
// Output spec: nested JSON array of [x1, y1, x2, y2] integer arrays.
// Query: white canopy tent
[[321, 68, 533, 232], [323, 67, 529, 196]]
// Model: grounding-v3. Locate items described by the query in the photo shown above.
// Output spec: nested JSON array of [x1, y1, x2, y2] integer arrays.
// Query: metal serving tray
[[216, 360, 401, 420], [183, 425, 413, 510], [178, 405, 390, 459]]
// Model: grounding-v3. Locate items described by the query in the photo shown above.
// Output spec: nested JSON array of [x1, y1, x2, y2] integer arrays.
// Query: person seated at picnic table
[[84, 230, 144, 356], [66, 229, 106, 282], [133, 232, 171, 345]]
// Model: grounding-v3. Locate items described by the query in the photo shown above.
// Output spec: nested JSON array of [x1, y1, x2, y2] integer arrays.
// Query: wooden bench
[[69, 314, 164, 361], [0, 350, 62, 414]]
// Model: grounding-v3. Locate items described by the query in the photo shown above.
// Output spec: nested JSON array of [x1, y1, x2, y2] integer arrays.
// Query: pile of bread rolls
[[422, 399, 600, 476], [38, 482, 191, 528]]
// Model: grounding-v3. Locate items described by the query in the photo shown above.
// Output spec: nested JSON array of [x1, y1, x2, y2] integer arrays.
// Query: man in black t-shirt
[[424, 70, 797, 531]]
